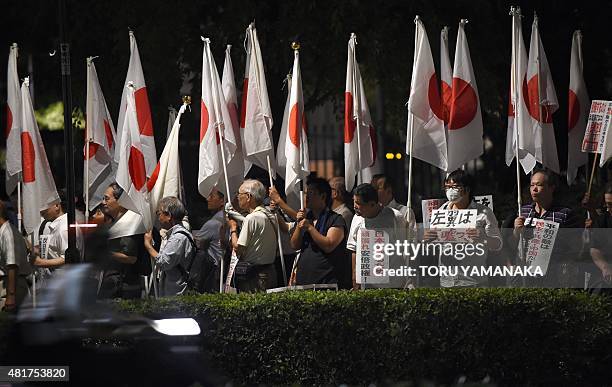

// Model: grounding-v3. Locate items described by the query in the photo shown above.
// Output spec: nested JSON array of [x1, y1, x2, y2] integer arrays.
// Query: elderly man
[[99, 183, 147, 298], [144, 197, 195, 297], [193, 187, 227, 292], [513, 169, 580, 286], [347, 183, 411, 290], [329, 177, 354, 228], [228, 179, 278, 292], [30, 191, 70, 269], [371, 174, 407, 217], [0, 201, 31, 311]]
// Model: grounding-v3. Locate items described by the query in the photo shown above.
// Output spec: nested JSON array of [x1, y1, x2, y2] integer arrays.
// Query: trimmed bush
[[117, 289, 612, 386]]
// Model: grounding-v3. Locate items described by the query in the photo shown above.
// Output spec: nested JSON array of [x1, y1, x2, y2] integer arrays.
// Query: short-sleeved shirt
[[333, 203, 354, 231], [346, 207, 407, 252], [295, 209, 350, 288], [237, 206, 277, 265], [0, 221, 31, 276]]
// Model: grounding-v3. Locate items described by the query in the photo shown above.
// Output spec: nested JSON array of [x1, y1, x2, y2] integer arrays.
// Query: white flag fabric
[[239, 33, 253, 176], [276, 75, 292, 179], [406, 18, 447, 171], [440, 27, 452, 126], [6, 44, 22, 195], [198, 38, 238, 199], [284, 50, 310, 198], [526, 15, 560, 173], [506, 9, 537, 174], [85, 58, 116, 211], [567, 30, 589, 185], [147, 103, 187, 216], [116, 85, 153, 231], [20, 78, 59, 234], [242, 24, 276, 175], [221, 45, 245, 197], [115, 31, 157, 177], [447, 20, 484, 172], [344, 33, 377, 190]]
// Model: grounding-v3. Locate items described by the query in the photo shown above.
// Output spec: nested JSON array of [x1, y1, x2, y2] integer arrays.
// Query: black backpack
[[174, 230, 218, 293]]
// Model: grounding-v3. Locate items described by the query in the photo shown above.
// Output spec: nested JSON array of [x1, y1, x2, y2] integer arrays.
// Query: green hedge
[[117, 289, 612, 386]]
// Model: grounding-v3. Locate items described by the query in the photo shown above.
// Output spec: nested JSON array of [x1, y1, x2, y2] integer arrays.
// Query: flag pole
[[351, 34, 363, 185], [85, 59, 92, 221], [511, 7, 526, 282], [204, 39, 233, 292], [510, 7, 523, 212], [17, 178, 22, 233], [407, 17, 420, 224], [588, 153, 599, 196]]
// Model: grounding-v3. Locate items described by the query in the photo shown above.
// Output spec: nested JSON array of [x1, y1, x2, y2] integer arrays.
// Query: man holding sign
[[513, 169, 580, 287]]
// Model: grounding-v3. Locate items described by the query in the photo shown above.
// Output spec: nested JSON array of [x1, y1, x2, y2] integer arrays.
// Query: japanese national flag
[[6, 44, 22, 195], [276, 75, 291, 179], [566, 30, 589, 185], [221, 45, 245, 197], [115, 31, 157, 177], [84, 58, 116, 211], [440, 27, 452, 126], [506, 9, 537, 174], [447, 20, 483, 172], [344, 33, 377, 191], [284, 50, 309, 198], [115, 84, 153, 231], [406, 17, 447, 171], [242, 24, 276, 176], [526, 15, 560, 173], [198, 38, 237, 199], [20, 78, 59, 234], [147, 103, 187, 216]]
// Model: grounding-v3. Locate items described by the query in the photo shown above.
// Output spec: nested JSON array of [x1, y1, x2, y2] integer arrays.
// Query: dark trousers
[[236, 264, 278, 293]]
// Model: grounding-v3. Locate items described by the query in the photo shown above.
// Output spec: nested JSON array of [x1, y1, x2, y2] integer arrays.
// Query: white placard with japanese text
[[525, 218, 559, 276], [356, 228, 389, 285]]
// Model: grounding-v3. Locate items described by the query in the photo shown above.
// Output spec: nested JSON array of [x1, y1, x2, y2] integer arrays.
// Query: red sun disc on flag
[[86, 142, 99, 159], [146, 162, 160, 192], [104, 119, 114, 149], [6, 105, 12, 139], [568, 90, 580, 132], [289, 104, 300, 147], [128, 146, 147, 190], [344, 92, 356, 143], [135, 87, 154, 136], [526, 75, 553, 123], [441, 81, 452, 125], [21, 132, 35, 183], [428, 74, 444, 122], [448, 77, 478, 130], [200, 100, 209, 143]]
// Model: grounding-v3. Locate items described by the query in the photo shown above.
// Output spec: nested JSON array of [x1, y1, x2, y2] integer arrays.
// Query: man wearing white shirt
[[371, 174, 408, 217], [0, 201, 31, 311], [329, 177, 354, 229], [347, 184, 411, 290], [31, 193, 70, 269]]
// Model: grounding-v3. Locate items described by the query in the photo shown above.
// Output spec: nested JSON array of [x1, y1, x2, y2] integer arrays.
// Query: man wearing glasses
[[228, 179, 278, 292]]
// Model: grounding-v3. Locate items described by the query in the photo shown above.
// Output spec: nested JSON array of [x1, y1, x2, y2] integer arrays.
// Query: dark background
[[2, 0, 611, 226]]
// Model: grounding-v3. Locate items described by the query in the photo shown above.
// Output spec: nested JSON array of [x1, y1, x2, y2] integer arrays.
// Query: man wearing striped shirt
[[513, 169, 580, 286]]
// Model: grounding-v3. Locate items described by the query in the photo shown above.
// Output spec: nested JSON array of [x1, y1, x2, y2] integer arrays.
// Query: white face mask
[[446, 188, 462, 202]]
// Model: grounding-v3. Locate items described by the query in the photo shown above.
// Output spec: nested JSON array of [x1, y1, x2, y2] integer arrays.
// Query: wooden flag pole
[[588, 153, 599, 196]]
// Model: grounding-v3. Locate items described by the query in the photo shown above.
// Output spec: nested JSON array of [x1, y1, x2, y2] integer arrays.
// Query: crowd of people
[[1, 169, 611, 310]]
